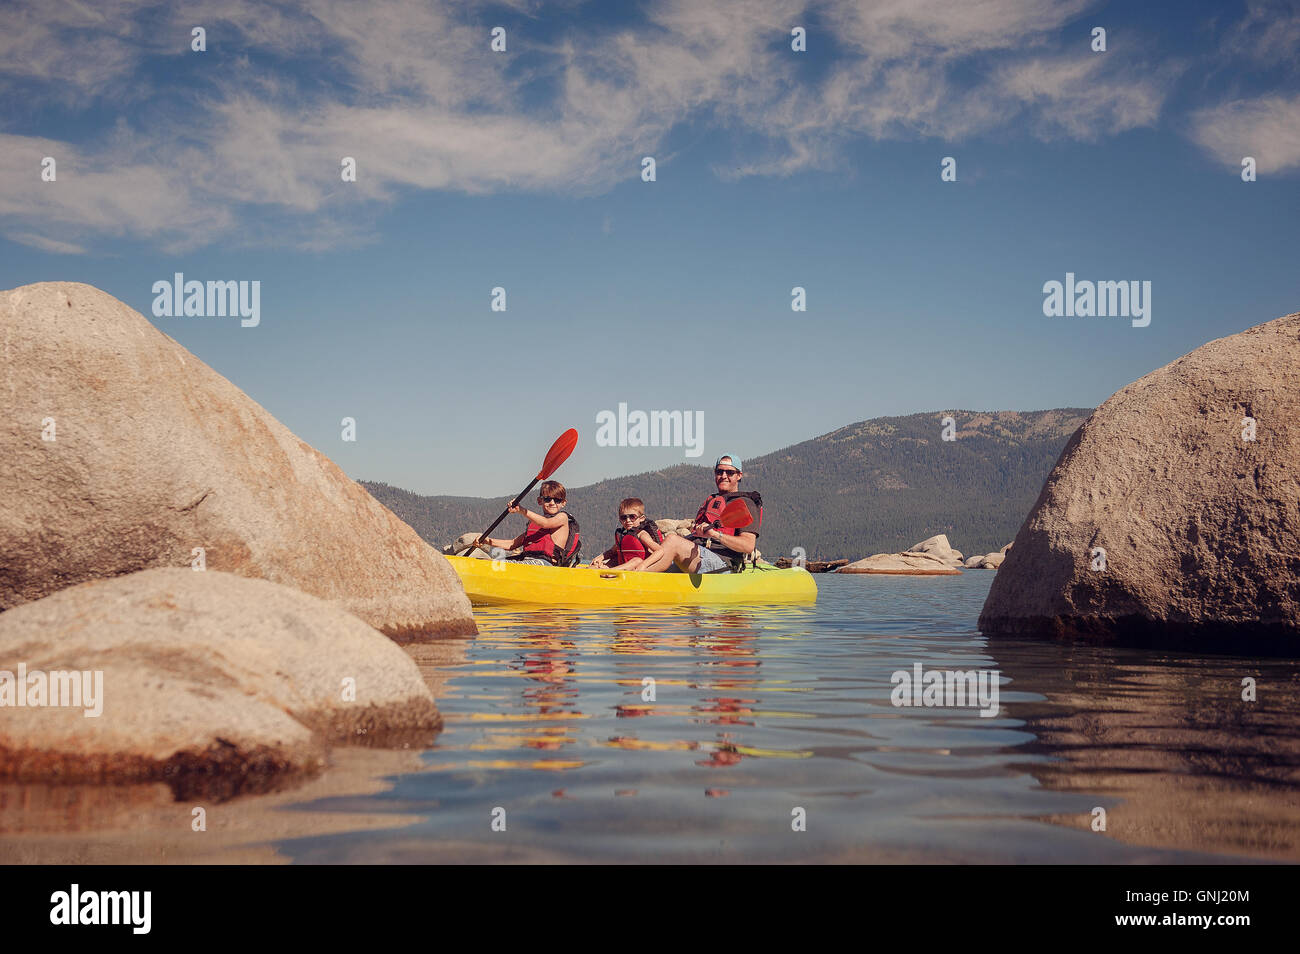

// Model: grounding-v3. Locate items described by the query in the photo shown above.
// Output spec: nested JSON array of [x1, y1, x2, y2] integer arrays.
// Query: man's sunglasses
[[540, 496, 564, 504], [714, 468, 739, 477], [619, 513, 643, 521]]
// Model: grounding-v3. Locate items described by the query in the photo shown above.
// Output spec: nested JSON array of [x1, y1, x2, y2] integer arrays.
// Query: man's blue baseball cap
[[714, 455, 743, 471]]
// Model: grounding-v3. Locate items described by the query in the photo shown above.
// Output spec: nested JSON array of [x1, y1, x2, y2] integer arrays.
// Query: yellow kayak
[[446, 556, 818, 606]]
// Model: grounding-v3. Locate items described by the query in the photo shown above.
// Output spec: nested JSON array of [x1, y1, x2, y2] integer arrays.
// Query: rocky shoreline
[[835, 535, 1011, 575], [1, 282, 475, 794]]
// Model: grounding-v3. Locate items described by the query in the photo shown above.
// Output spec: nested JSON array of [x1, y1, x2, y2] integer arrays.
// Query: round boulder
[[980, 312, 1300, 653], [0, 569, 441, 795], [0, 282, 474, 639]]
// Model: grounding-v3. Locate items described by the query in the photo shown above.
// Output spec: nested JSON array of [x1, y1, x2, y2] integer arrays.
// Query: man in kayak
[[630, 455, 760, 574], [476, 480, 580, 566]]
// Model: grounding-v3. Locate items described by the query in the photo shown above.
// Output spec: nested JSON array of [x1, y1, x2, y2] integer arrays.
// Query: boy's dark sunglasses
[[619, 513, 643, 521], [540, 496, 564, 504], [714, 468, 739, 477]]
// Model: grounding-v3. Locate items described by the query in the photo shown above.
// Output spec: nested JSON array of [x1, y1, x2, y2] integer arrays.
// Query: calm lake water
[[4, 573, 1297, 864], [273, 573, 1300, 864]]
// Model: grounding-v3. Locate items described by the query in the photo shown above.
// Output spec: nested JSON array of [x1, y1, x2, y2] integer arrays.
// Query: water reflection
[[604, 611, 768, 771], [374, 578, 1295, 863], [466, 620, 587, 767], [11, 576, 1296, 863], [992, 636, 1300, 860]]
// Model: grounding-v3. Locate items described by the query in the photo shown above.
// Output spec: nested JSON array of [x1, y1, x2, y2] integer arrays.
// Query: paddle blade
[[537, 428, 578, 480], [715, 498, 754, 529]]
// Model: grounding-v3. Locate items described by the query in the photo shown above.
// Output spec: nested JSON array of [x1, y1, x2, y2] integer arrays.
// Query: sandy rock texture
[[839, 552, 963, 575], [980, 312, 1300, 653], [0, 569, 442, 795], [0, 282, 474, 639]]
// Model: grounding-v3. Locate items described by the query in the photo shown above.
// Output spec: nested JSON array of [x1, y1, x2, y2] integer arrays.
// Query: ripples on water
[[270, 574, 1300, 863]]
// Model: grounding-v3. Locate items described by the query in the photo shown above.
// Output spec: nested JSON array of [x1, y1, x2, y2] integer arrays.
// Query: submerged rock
[[980, 312, 1300, 654], [0, 282, 474, 639], [775, 558, 849, 573], [0, 569, 441, 796]]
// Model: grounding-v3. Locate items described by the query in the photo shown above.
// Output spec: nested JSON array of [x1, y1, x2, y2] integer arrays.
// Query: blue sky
[[2, 0, 1298, 496]]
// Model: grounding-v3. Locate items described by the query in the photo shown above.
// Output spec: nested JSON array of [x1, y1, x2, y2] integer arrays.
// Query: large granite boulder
[[0, 569, 441, 795], [0, 282, 474, 639], [980, 312, 1300, 653]]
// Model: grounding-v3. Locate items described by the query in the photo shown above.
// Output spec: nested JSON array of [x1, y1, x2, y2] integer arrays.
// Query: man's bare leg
[[632, 535, 701, 573]]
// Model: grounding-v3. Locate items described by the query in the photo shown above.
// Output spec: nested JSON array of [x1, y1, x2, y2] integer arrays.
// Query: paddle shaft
[[460, 428, 579, 558], [462, 479, 540, 556]]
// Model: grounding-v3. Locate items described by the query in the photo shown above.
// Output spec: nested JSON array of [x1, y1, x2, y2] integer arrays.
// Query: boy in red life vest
[[590, 497, 665, 569], [631, 455, 760, 574], [477, 480, 581, 567]]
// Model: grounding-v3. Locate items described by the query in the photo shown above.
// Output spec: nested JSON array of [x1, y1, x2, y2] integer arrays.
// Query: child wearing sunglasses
[[589, 497, 665, 569], [478, 480, 581, 566]]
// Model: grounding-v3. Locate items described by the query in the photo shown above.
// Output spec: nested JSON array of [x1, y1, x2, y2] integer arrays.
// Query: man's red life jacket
[[520, 513, 581, 567], [691, 492, 763, 546], [613, 518, 666, 564]]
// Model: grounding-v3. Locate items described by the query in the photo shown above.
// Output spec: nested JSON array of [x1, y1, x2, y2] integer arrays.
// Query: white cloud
[[820, 0, 1092, 59], [1189, 94, 1300, 174], [992, 56, 1173, 141], [0, 0, 148, 99], [0, 0, 1189, 252], [0, 133, 236, 251], [1184, 1, 1300, 174], [1220, 0, 1300, 67], [5, 232, 88, 255]]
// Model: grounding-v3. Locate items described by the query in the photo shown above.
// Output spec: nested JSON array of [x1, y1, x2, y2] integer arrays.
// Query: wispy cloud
[[4, 231, 88, 255], [1186, 1, 1300, 173], [1190, 94, 1300, 174], [1220, 0, 1300, 66], [0, 0, 147, 99], [992, 56, 1174, 141], [0, 0, 1198, 252], [0, 133, 234, 248]]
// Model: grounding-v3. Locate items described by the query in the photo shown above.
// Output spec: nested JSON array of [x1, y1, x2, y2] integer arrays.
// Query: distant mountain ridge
[[362, 408, 1092, 562]]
